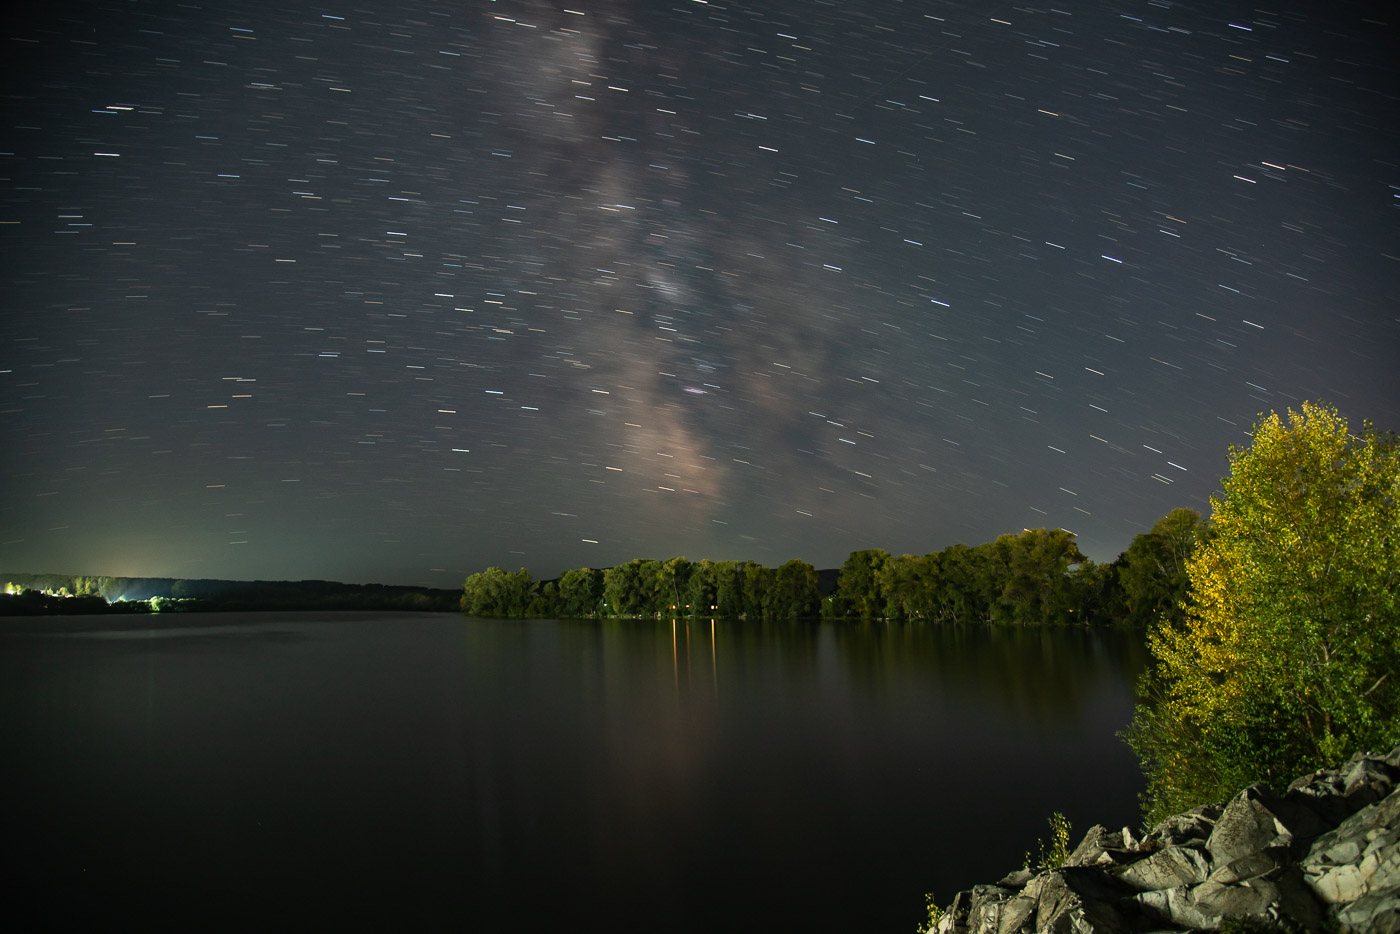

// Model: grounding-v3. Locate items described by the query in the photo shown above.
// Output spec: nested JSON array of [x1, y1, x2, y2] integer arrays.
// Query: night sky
[[4, 0, 1397, 588]]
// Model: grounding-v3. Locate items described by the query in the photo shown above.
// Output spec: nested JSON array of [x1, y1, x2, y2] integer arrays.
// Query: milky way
[[3, 0, 1397, 586]]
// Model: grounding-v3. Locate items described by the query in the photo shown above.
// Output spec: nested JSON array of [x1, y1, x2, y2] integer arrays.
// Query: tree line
[[461, 557, 826, 620], [464, 401, 1399, 842], [462, 510, 1206, 625]]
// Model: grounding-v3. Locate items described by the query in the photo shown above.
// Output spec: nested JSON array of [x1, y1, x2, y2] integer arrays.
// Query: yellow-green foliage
[[1024, 811, 1073, 872], [914, 892, 944, 934], [1127, 402, 1400, 823]]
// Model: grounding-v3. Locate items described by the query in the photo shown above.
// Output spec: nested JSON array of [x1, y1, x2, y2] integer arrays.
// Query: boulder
[[930, 748, 1400, 934], [1064, 825, 1138, 869], [1288, 747, 1400, 826], [1333, 889, 1400, 934], [1131, 867, 1324, 932], [1205, 784, 1327, 864], [996, 896, 1036, 934], [1341, 752, 1400, 808], [1116, 845, 1211, 892], [1301, 785, 1400, 931], [998, 868, 1036, 890], [1140, 803, 1221, 852], [1031, 868, 1139, 934], [940, 884, 1014, 934], [1206, 845, 1287, 885]]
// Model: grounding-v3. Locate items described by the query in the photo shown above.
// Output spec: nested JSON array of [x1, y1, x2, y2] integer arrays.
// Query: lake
[[1, 612, 1149, 932]]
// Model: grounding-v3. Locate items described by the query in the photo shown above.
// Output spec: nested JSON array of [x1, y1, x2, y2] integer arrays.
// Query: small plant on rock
[[914, 892, 944, 933], [1023, 811, 1072, 872]]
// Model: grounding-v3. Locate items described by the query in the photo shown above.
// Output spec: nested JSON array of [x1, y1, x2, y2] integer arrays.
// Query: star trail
[[3, 0, 1397, 587]]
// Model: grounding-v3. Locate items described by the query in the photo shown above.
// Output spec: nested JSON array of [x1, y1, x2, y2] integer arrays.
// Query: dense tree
[[771, 559, 822, 619], [527, 581, 560, 617], [462, 566, 535, 618], [686, 559, 718, 616], [1118, 508, 1204, 628], [603, 560, 651, 616], [850, 531, 1090, 624], [657, 557, 693, 615], [931, 544, 984, 622], [877, 553, 937, 620], [968, 539, 1013, 622], [557, 567, 603, 617], [1069, 559, 1125, 626], [1126, 402, 1400, 823], [826, 549, 891, 619], [712, 560, 750, 618], [992, 528, 1087, 625], [742, 562, 776, 618], [447, 510, 1208, 623]]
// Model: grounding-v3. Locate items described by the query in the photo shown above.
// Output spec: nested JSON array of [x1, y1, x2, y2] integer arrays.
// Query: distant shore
[[1, 572, 460, 616]]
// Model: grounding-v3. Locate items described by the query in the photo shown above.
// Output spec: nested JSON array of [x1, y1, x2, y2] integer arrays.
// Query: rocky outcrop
[[934, 745, 1400, 933]]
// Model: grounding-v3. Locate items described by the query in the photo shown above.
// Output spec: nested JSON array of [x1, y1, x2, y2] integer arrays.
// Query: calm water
[[1, 612, 1148, 932]]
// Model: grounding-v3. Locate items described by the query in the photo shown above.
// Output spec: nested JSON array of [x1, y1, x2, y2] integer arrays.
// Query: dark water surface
[[1, 612, 1148, 932]]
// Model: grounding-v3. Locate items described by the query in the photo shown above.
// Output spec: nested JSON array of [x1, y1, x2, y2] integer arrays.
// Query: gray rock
[[1117, 845, 1212, 892], [1303, 786, 1400, 905], [1033, 869, 1137, 934], [1206, 786, 1290, 864], [933, 749, 1400, 934], [1133, 867, 1323, 932], [995, 896, 1037, 934], [1290, 748, 1400, 826], [947, 884, 1014, 934], [1066, 825, 1136, 869], [1143, 803, 1221, 852], [1132, 884, 1211, 929], [1333, 888, 1400, 933], [998, 868, 1035, 890], [1286, 766, 1354, 826], [1191, 876, 1281, 922], [1206, 784, 1327, 864], [1342, 752, 1399, 803], [1313, 854, 1380, 905], [1206, 845, 1287, 885]]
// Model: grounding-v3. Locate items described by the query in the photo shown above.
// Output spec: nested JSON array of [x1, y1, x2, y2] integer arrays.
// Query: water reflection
[[4, 613, 1150, 933], [493, 616, 1148, 718], [454, 616, 1150, 919], [827, 621, 1151, 719]]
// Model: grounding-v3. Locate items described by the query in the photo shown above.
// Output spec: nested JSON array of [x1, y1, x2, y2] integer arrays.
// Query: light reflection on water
[[2, 612, 1147, 932]]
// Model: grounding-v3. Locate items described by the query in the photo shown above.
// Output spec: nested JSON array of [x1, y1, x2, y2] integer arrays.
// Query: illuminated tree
[[1126, 402, 1400, 822]]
